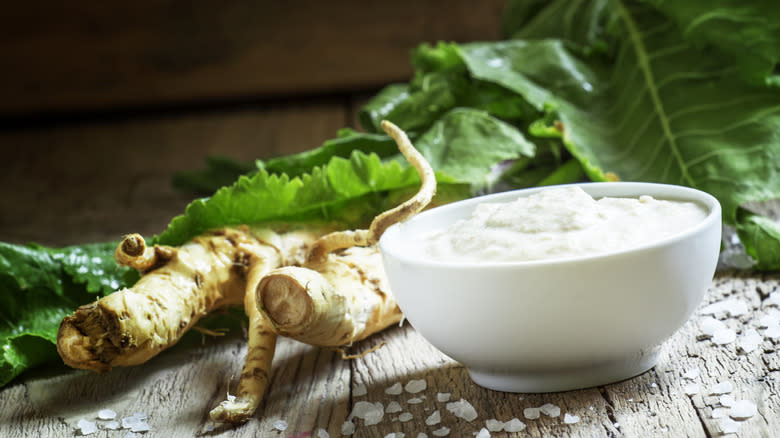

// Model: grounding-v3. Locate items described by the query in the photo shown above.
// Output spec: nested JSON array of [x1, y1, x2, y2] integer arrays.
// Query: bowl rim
[[379, 181, 722, 269]]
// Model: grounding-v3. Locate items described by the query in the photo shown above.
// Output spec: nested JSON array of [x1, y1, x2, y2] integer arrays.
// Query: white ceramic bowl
[[379, 182, 721, 392]]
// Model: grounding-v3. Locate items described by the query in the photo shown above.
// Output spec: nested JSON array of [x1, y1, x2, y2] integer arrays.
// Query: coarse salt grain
[[386, 401, 402, 413], [523, 407, 541, 419], [385, 382, 403, 395], [351, 401, 385, 426], [699, 317, 727, 336], [97, 409, 117, 420], [342, 420, 356, 435], [77, 419, 98, 435], [729, 400, 757, 419], [426, 410, 441, 426], [353, 384, 367, 396], [485, 419, 503, 432], [432, 427, 451, 436], [398, 412, 414, 422], [712, 408, 729, 419], [437, 392, 451, 402], [766, 325, 780, 339], [384, 433, 405, 438], [720, 417, 741, 434], [475, 428, 490, 438], [405, 379, 427, 393], [503, 418, 526, 432], [683, 383, 700, 396], [712, 328, 737, 345], [765, 291, 780, 307], [316, 428, 330, 438], [711, 381, 733, 395], [737, 328, 763, 353], [758, 310, 780, 327], [417, 434, 428, 438], [408, 397, 424, 404], [446, 399, 478, 422], [539, 403, 561, 418], [272, 419, 288, 431], [720, 394, 736, 407], [104, 420, 120, 430], [563, 413, 580, 424], [130, 421, 150, 433], [701, 299, 749, 317], [683, 368, 700, 380]]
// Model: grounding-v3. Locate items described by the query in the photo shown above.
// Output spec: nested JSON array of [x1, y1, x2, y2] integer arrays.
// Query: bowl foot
[[467, 350, 659, 393]]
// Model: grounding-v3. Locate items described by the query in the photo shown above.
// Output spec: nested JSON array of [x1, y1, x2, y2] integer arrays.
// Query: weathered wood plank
[[0, 100, 345, 245], [0, 1, 507, 115], [1, 100, 778, 437]]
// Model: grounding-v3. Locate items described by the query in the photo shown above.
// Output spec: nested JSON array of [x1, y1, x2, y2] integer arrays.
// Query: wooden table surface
[[1, 97, 779, 438]]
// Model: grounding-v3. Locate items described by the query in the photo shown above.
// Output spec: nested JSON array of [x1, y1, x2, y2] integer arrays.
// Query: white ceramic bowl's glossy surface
[[380, 182, 721, 392]]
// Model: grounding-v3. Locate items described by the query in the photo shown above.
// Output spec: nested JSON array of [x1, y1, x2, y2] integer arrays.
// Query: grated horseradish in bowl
[[379, 182, 721, 392]]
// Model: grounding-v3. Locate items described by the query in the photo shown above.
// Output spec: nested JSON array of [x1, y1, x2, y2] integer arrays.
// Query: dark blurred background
[[0, 1, 507, 245]]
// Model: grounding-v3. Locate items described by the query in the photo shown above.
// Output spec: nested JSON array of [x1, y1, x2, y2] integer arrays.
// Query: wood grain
[[0, 0, 507, 115], [1, 99, 779, 437], [0, 100, 345, 245]]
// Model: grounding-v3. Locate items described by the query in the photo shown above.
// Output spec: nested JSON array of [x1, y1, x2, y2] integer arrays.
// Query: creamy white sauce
[[422, 186, 708, 263]]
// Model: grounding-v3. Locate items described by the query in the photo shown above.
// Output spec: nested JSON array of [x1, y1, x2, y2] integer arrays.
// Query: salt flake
[[386, 401, 402, 413], [683, 368, 700, 380], [719, 394, 736, 407], [475, 428, 491, 438], [408, 397, 424, 404], [446, 399, 478, 422], [699, 317, 726, 336], [711, 381, 733, 395], [129, 421, 150, 433], [712, 328, 737, 345], [765, 291, 780, 307], [485, 419, 504, 432], [426, 410, 441, 426], [730, 400, 757, 419], [683, 383, 700, 396], [720, 417, 741, 434], [701, 299, 749, 317], [502, 418, 526, 432], [353, 384, 367, 397], [437, 392, 451, 402], [523, 407, 541, 419], [316, 428, 330, 438], [712, 408, 729, 419], [398, 412, 414, 422], [341, 420, 356, 435], [540, 403, 561, 418], [758, 310, 780, 327], [564, 413, 580, 424], [103, 420, 120, 430], [766, 325, 780, 339], [737, 328, 763, 353], [77, 419, 98, 435], [432, 427, 451, 437], [385, 382, 403, 395], [405, 379, 427, 393], [97, 409, 117, 420], [351, 401, 384, 426], [272, 419, 288, 431]]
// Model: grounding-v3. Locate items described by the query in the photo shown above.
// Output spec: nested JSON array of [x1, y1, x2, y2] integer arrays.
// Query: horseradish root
[[257, 120, 436, 347], [56, 227, 323, 373]]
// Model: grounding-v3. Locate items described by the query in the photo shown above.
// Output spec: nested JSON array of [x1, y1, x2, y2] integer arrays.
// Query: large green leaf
[[157, 109, 535, 246], [461, 0, 780, 267]]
